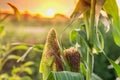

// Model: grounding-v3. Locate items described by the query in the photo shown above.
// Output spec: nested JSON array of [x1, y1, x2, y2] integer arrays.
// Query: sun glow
[[36, 0, 74, 18], [0, 0, 75, 18], [44, 8, 55, 18]]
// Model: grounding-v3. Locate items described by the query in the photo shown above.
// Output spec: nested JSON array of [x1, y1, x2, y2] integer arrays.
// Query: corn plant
[[0, 3, 44, 80], [70, 0, 120, 79], [39, 0, 120, 80], [0, 3, 34, 80], [0, 2, 21, 70]]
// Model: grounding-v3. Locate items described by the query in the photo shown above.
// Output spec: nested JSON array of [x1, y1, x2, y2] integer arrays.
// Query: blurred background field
[[0, 12, 81, 80], [0, 12, 120, 80], [1, 13, 72, 46], [0, 1, 120, 80]]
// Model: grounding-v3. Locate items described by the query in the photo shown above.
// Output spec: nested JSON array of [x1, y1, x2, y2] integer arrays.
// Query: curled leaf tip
[[7, 2, 21, 20]]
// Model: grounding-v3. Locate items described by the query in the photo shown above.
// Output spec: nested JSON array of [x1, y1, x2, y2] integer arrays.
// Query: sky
[[0, 0, 120, 18], [0, 0, 76, 17]]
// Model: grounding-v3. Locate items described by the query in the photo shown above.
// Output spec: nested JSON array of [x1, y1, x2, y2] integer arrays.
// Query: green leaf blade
[[103, 52, 120, 77], [108, 58, 120, 77], [103, 0, 120, 46], [47, 71, 84, 80], [70, 29, 88, 61], [91, 73, 103, 80], [93, 30, 104, 54], [7, 3, 21, 20], [112, 26, 120, 46]]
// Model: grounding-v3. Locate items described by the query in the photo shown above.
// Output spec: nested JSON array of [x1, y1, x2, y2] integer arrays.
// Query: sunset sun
[[45, 8, 55, 18]]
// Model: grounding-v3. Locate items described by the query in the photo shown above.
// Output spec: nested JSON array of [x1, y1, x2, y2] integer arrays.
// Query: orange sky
[[0, 0, 120, 18], [0, 0, 78, 18]]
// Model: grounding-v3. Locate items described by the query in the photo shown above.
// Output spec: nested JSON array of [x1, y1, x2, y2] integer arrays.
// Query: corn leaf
[[21, 76, 32, 80], [0, 26, 4, 33], [71, 0, 90, 19], [103, 52, 120, 77], [91, 73, 103, 80], [0, 14, 10, 23], [47, 71, 84, 80], [17, 47, 33, 62], [40, 56, 54, 80], [12, 45, 28, 50], [7, 3, 21, 20], [95, 0, 105, 26], [9, 75, 21, 80], [70, 29, 89, 61], [0, 74, 9, 79], [7, 55, 20, 60], [33, 45, 44, 52], [103, 0, 119, 20], [108, 58, 120, 77], [0, 26, 5, 39], [80, 63, 86, 75], [22, 61, 34, 67], [24, 67, 33, 75], [103, 0, 120, 46], [93, 30, 104, 54], [80, 63, 103, 80]]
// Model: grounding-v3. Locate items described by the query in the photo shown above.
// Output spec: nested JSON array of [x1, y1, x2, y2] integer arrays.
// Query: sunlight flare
[[44, 8, 55, 18]]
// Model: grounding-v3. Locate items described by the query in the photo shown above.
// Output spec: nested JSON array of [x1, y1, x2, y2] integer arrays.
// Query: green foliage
[[108, 58, 120, 77], [0, 61, 33, 80], [103, 0, 120, 46], [70, 0, 120, 80], [12, 61, 34, 75], [38, 0, 120, 80], [47, 71, 103, 80], [47, 71, 84, 80], [70, 29, 88, 61], [0, 3, 39, 80], [0, 44, 29, 70], [91, 73, 103, 80], [103, 52, 120, 77], [21, 76, 32, 80], [92, 30, 104, 54], [0, 43, 43, 80], [0, 26, 5, 40]]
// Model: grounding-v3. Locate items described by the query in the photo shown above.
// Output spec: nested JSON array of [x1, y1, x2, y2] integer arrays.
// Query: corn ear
[[39, 28, 63, 80], [64, 47, 81, 72]]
